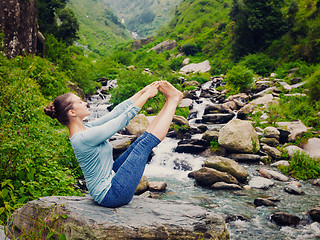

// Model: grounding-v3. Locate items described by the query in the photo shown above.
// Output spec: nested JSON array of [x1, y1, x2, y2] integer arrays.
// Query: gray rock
[[211, 182, 242, 190], [312, 179, 320, 186], [277, 120, 308, 142], [249, 177, 274, 190], [284, 184, 305, 195], [237, 104, 254, 120], [6, 196, 229, 240], [260, 137, 279, 147], [250, 94, 276, 106], [218, 119, 260, 154], [271, 212, 300, 226], [284, 145, 305, 157], [0, 225, 9, 240], [110, 134, 136, 158], [271, 160, 290, 167], [308, 206, 320, 222], [179, 98, 193, 108], [202, 130, 219, 142], [264, 127, 280, 139], [254, 198, 277, 207], [175, 139, 208, 154], [149, 181, 167, 192], [204, 156, 248, 182], [125, 114, 149, 136], [148, 40, 177, 54], [193, 167, 239, 187], [135, 176, 149, 195], [179, 60, 211, 74], [261, 145, 282, 159], [172, 115, 189, 126], [228, 153, 262, 162], [259, 168, 289, 182], [202, 113, 234, 124], [302, 138, 320, 159], [253, 87, 278, 98]]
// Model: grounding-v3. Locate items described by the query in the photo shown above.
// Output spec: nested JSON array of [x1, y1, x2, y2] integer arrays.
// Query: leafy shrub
[[226, 64, 254, 93], [240, 53, 276, 77], [189, 75, 209, 84], [109, 70, 165, 112], [278, 151, 320, 180], [169, 56, 184, 71], [181, 43, 201, 56], [307, 68, 320, 102], [0, 54, 82, 225]]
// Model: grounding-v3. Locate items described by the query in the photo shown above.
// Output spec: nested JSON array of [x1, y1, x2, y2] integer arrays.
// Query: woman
[[44, 81, 183, 207]]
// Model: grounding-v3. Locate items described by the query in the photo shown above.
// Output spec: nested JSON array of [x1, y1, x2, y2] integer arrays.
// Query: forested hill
[[153, 0, 320, 73], [67, 0, 131, 56], [103, 0, 181, 38]]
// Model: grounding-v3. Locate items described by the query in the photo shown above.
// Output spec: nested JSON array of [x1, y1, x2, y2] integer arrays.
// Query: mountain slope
[[67, 0, 131, 56], [104, 0, 181, 38]]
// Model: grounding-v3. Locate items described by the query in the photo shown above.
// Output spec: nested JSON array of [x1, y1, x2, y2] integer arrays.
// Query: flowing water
[[86, 88, 320, 240]]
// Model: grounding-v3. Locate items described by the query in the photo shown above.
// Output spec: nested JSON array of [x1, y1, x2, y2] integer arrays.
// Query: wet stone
[[284, 184, 305, 195], [271, 212, 300, 226], [254, 198, 277, 207]]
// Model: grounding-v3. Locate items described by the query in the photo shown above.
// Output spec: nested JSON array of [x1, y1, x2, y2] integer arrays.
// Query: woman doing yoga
[[44, 81, 183, 207]]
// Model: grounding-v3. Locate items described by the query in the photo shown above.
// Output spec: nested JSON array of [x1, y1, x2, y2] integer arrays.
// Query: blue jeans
[[100, 132, 160, 207]]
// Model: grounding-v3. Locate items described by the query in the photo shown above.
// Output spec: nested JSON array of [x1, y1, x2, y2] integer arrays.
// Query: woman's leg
[[112, 131, 149, 172], [146, 81, 183, 141], [100, 132, 160, 207]]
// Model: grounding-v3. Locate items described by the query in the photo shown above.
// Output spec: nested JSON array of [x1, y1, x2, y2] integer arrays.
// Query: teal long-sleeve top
[[70, 99, 141, 204]]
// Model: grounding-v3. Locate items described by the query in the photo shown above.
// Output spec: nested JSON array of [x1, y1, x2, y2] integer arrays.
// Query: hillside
[[103, 0, 181, 38], [67, 0, 131, 56]]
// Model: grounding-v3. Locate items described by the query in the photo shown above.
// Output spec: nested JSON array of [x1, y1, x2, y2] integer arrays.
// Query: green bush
[[278, 151, 320, 180], [307, 68, 320, 102], [240, 53, 276, 77], [226, 64, 254, 93], [181, 43, 201, 56], [109, 70, 165, 112], [0, 54, 82, 225]]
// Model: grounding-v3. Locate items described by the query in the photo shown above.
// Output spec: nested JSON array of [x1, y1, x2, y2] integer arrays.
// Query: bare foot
[[159, 81, 183, 102]]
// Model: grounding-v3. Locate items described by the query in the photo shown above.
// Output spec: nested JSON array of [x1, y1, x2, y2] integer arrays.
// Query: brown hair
[[44, 93, 74, 126]]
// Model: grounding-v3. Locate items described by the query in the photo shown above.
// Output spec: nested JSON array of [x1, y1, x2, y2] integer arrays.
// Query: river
[[86, 87, 320, 240]]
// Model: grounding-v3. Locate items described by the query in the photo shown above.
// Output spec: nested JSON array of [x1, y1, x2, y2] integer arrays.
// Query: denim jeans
[[100, 131, 160, 207]]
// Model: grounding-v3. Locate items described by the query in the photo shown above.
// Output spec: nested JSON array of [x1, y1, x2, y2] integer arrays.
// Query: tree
[[56, 8, 79, 46], [36, 0, 79, 46], [230, 0, 286, 58]]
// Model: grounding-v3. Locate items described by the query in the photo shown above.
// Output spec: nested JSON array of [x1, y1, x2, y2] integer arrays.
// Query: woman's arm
[[80, 82, 159, 146]]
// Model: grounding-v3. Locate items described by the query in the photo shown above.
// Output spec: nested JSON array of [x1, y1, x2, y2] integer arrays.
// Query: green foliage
[[0, 54, 82, 225], [226, 64, 254, 93], [210, 140, 219, 153], [169, 56, 184, 71], [182, 43, 201, 56], [230, 0, 287, 58], [56, 8, 80, 46], [240, 53, 276, 76], [306, 68, 320, 102], [278, 151, 320, 180], [109, 70, 162, 107]]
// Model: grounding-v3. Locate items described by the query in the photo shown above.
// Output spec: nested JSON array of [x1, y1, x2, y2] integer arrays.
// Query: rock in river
[[6, 195, 229, 240]]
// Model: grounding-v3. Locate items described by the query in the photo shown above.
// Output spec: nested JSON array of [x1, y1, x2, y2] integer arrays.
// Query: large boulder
[[0, 0, 38, 58], [193, 167, 239, 187], [179, 60, 211, 74], [204, 156, 248, 182], [147, 40, 177, 54], [125, 114, 149, 136], [218, 119, 260, 153], [302, 138, 320, 159], [6, 195, 229, 240], [277, 120, 308, 142]]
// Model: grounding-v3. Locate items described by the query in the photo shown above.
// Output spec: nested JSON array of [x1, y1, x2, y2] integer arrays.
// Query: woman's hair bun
[[44, 102, 57, 119]]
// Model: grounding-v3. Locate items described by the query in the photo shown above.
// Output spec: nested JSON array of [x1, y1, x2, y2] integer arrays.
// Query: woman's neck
[[68, 119, 87, 138]]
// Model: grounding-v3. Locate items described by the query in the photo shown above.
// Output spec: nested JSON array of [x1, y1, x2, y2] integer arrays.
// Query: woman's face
[[70, 94, 91, 119]]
